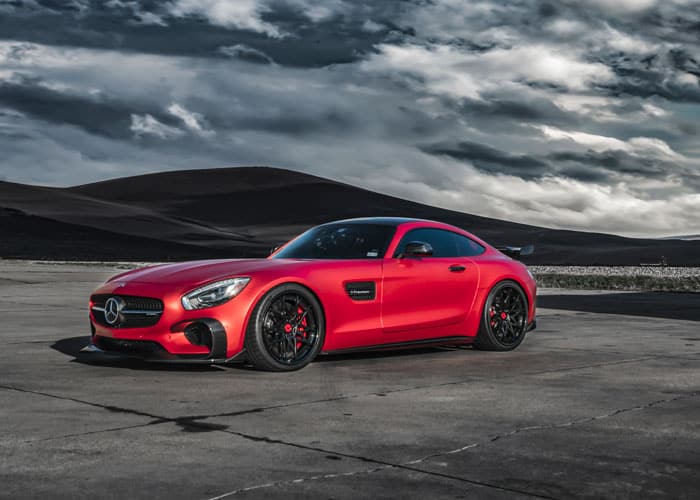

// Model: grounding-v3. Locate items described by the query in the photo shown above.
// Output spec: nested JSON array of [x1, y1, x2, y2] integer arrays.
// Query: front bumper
[[88, 280, 257, 361], [86, 316, 245, 364]]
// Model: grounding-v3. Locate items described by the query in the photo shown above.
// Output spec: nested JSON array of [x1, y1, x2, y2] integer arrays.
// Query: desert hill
[[2, 166, 698, 265]]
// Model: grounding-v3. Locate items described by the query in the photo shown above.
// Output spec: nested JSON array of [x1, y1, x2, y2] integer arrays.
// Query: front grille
[[91, 294, 164, 328], [96, 337, 165, 355]]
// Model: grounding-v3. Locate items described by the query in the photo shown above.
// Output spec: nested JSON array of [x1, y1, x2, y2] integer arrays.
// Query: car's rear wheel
[[244, 284, 325, 371], [474, 280, 528, 351]]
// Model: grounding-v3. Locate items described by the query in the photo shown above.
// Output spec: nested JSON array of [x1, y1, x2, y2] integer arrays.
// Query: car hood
[[107, 259, 295, 289]]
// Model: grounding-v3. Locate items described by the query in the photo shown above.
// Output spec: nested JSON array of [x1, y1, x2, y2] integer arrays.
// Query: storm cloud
[[1, 0, 700, 237]]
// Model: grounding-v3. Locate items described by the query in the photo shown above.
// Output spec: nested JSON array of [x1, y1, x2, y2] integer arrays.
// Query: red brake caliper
[[489, 307, 496, 328]]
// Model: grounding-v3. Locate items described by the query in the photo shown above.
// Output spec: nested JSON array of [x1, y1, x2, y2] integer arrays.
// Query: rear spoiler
[[496, 244, 534, 260]]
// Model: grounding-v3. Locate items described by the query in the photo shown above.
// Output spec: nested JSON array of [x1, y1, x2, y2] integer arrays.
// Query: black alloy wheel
[[244, 284, 325, 371], [474, 280, 529, 351]]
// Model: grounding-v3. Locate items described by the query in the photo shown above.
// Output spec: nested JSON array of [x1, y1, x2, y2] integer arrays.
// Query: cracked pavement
[[0, 261, 699, 499]]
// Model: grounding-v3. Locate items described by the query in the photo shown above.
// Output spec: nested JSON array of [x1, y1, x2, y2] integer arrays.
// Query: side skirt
[[320, 336, 474, 356]]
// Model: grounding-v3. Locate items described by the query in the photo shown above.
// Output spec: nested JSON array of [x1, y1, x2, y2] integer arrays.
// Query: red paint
[[90, 219, 537, 359]]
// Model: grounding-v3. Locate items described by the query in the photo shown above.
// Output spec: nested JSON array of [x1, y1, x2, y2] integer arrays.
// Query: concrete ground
[[0, 260, 698, 500]]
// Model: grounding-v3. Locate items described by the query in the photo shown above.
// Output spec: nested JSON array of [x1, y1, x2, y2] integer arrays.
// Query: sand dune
[[2, 166, 699, 265]]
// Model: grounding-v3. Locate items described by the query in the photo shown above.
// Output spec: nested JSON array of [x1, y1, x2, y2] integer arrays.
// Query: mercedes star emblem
[[104, 297, 123, 326]]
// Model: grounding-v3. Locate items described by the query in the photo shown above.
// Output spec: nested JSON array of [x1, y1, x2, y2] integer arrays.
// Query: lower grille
[[91, 294, 164, 328], [96, 337, 165, 355]]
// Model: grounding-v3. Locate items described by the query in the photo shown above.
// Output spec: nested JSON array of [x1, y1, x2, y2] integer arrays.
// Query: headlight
[[181, 277, 250, 310]]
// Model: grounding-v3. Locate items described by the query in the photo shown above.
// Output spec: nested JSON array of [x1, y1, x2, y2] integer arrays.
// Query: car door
[[381, 228, 480, 336]]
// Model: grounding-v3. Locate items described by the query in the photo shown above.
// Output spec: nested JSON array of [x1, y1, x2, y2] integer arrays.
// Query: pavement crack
[[184, 394, 354, 421], [3, 384, 540, 497], [27, 422, 163, 443], [403, 390, 700, 468], [0, 384, 163, 420], [4, 378, 697, 500], [209, 427, 559, 500], [2, 355, 671, 438], [523, 356, 658, 376], [0, 383, 362, 440]]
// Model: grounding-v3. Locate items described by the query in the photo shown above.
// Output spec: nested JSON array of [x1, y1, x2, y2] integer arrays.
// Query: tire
[[244, 283, 325, 371], [474, 280, 529, 351]]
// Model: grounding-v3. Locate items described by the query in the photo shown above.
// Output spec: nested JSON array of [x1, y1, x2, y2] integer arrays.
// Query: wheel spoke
[[295, 309, 308, 326], [261, 292, 319, 365], [487, 286, 527, 346], [506, 321, 515, 339]]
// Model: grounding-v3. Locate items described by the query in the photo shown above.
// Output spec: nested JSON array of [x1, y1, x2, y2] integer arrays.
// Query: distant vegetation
[[531, 266, 700, 293]]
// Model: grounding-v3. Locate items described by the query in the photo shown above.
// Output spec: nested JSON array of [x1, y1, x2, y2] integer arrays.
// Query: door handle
[[448, 264, 466, 272]]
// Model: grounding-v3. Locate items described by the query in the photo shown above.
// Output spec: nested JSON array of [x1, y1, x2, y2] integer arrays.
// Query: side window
[[454, 233, 486, 257], [394, 228, 486, 258], [394, 228, 459, 257]]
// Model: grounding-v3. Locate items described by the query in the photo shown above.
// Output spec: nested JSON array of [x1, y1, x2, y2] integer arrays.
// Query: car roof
[[322, 217, 430, 227], [319, 217, 492, 249]]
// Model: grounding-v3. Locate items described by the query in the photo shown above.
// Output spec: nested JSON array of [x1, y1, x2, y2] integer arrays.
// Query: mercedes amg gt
[[83, 218, 537, 371]]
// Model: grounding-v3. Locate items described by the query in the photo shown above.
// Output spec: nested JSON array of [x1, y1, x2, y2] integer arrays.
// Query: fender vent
[[344, 281, 376, 301]]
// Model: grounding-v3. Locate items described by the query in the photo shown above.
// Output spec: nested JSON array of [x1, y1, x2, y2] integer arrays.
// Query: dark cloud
[[421, 141, 549, 179], [549, 150, 665, 178], [0, 76, 179, 139], [421, 140, 699, 187], [0, 0, 398, 67], [601, 50, 700, 103], [0, 78, 131, 138], [218, 44, 274, 64], [230, 109, 355, 137], [458, 96, 575, 128]]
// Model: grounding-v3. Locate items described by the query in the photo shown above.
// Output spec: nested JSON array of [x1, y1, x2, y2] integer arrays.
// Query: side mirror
[[402, 241, 433, 258]]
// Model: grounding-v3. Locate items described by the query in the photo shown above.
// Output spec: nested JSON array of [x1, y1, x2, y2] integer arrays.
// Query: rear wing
[[496, 244, 534, 260]]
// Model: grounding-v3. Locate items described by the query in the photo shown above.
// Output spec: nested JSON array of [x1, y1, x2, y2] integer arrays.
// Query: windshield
[[273, 223, 396, 259]]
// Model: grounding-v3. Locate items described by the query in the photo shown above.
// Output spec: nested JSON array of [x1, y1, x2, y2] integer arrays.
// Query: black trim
[[80, 339, 244, 364], [196, 318, 228, 359], [344, 281, 376, 301], [95, 337, 165, 356], [321, 336, 473, 355], [527, 320, 537, 332]]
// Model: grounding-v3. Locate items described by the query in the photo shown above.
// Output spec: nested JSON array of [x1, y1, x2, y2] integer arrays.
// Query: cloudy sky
[[1, 0, 700, 237]]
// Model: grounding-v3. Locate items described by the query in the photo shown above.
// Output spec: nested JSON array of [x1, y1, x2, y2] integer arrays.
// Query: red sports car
[[84, 218, 536, 371]]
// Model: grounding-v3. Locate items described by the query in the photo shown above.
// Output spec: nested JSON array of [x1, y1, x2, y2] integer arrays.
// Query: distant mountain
[[2, 166, 699, 265], [662, 234, 700, 241]]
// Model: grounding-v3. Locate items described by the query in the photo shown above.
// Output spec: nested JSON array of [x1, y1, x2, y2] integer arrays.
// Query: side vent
[[344, 281, 376, 301]]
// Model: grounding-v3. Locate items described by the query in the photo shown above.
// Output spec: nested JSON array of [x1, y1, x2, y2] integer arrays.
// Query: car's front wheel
[[474, 280, 529, 351], [244, 284, 325, 371]]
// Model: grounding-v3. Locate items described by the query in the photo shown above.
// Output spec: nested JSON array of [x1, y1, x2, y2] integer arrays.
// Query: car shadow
[[52, 336, 472, 370], [539, 291, 700, 322]]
